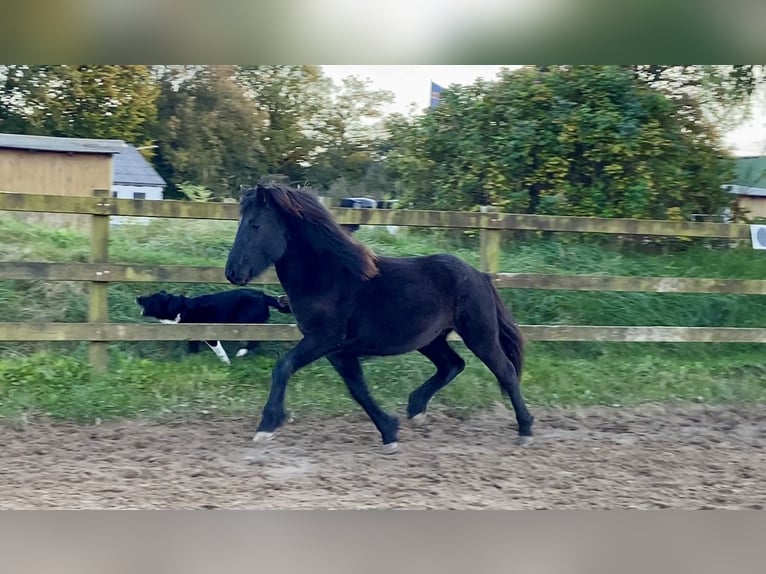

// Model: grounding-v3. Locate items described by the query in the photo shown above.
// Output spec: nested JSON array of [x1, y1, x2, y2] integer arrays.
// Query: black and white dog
[[136, 288, 291, 364]]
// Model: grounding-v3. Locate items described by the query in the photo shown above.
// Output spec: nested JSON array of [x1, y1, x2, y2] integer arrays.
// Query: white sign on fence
[[750, 224, 766, 250]]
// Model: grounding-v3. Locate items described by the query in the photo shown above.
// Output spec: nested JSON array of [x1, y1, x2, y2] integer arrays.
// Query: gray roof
[[0, 132, 126, 155], [724, 184, 766, 198], [112, 145, 166, 187]]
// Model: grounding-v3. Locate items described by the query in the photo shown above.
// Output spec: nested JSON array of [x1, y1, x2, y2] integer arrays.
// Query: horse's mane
[[242, 183, 379, 281]]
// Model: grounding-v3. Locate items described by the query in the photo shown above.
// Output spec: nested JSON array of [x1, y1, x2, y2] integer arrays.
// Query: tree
[[0, 65, 158, 144], [307, 75, 395, 192], [151, 65, 269, 199], [235, 65, 332, 184], [627, 65, 766, 130], [386, 65, 735, 220]]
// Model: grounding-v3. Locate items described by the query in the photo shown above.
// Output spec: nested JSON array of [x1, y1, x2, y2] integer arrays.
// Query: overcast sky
[[321, 65, 766, 157]]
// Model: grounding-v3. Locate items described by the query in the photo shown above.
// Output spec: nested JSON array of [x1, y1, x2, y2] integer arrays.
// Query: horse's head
[[225, 185, 289, 286]]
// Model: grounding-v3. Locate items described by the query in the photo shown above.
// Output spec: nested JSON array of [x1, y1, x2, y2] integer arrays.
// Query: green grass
[[0, 214, 765, 424], [2, 344, 765, 424]]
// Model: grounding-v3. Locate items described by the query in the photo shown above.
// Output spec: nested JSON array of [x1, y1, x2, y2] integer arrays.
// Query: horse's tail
[[485, 274, 524, 381], [265, 293, 292, 314]]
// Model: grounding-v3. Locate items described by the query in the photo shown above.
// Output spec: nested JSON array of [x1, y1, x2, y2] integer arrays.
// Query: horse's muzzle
[[225, 267, 248, 286]]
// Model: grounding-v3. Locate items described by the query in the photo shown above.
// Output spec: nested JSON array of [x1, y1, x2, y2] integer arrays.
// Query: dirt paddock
[[1, 404, 765, 509]]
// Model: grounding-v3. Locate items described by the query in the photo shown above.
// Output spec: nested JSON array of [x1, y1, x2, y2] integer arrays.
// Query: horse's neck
[[275, 240, 351, 297]]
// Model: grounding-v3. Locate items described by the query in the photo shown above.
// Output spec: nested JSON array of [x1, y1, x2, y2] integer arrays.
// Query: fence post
[[89, 189, 111, 373], [479, 206, 501, 273]]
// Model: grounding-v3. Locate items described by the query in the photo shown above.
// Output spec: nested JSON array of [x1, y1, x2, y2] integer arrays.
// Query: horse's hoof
[[410, 412, 427, 427], [517, 435, 534, 447], [253, 431, 275, 444], [381, 442, 399, 455]]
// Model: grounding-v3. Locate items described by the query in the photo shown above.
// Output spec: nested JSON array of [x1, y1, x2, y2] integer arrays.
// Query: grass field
[[0, 213, 765, 424]]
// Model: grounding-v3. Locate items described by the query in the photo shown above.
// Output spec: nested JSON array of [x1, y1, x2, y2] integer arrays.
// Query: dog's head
[[135, 290, 184, 322]]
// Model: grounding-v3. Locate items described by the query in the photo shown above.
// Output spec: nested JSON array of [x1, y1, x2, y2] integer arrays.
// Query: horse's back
[[374, 252, 487, 294]]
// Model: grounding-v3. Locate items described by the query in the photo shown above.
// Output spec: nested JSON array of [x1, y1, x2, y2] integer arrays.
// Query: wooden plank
[[479, 206, 501, 273], [493, 273, 766, 295], [1, 323, 765, 343], [88, 190, 110, 372], [484, 213, 750, 239], [0, 262, 280, 285], [333, 208, 751, 238], [516, 326, 766, 343], [0, 191, 755, 238], [480, 229, 501, 273], [5, 262, 766, 295], [0, 191, 240, 220], [0, 323, 302, 341]]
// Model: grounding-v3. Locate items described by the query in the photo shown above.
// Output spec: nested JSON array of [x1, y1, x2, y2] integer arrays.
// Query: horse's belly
[[346, 317, 450, 356]]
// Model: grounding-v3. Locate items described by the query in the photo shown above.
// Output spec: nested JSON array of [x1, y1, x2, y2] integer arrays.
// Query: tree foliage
[[386, 65, 736, 220], [628, 65, 766, 130], [152, 66, 394, 198], [151, 65, 268, 199], [305, 75, 395, 192], [235, 65, 331, 184], [0, 64, 759, 214], [0, 65, 158, 144]]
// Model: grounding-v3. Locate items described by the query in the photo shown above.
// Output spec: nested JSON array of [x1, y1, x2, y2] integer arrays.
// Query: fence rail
[[3, 262, 766, 295], [0, 190, 754, 237], [1, 190, 764, 372], [1, 323, 765, 344]]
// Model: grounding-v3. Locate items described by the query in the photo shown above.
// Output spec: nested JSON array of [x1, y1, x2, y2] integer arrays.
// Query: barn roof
[[112, 145, 166, 188], [732, 156, 766, 188], [723, 156, 766, 198], [0, 133, 126, 155]]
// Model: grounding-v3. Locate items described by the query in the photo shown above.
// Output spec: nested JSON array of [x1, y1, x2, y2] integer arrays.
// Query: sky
[[321, 65, 766, 157]]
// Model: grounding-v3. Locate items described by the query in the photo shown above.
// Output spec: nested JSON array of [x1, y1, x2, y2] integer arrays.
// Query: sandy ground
[[1, 404, 764, 509]]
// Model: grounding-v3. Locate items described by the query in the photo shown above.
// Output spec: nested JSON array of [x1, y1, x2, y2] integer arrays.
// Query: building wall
[[0, 148, 112, 195], [738, 196, 766, 220], [111, 185, 163, 201], [111, 185, 164, 226], [0, 148, 113, 229]]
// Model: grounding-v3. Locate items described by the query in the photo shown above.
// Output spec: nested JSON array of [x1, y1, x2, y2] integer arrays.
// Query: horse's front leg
[[253, 334, 339, 443]]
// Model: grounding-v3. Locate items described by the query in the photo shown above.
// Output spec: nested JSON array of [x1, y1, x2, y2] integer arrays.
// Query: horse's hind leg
[[457, 325, 534, 445], [326, 352, 400, 453], [407, 335, 465, 425]]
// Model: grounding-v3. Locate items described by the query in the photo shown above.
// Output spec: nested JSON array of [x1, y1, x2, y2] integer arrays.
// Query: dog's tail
[[265, 293, 292, 314]]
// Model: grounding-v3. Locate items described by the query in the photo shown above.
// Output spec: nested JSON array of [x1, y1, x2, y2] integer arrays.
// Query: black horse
[[225, 183, 534, 453]]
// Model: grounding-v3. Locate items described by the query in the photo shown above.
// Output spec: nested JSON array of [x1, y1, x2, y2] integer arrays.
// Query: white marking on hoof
[[517, 435, 534, 447], [158, 313, 181, 324], [381, 442, 399, 455], [253, 431, 275, 443], [235, 348, 249, 358], [410, 412, 427, 427]]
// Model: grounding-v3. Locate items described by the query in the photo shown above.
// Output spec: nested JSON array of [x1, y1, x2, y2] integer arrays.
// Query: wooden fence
[[1, 189, 765, 372]]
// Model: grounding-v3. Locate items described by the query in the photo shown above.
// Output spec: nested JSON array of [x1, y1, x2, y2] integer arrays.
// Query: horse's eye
[[250, 223, 261, 231]]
